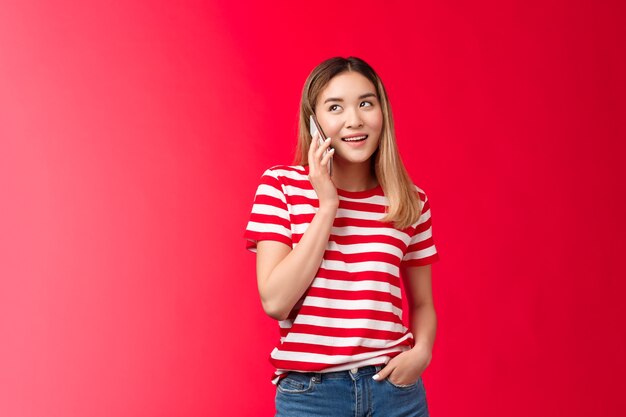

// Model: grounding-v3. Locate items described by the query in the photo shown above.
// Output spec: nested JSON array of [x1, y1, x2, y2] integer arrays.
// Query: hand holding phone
[[309, 115, 333, 176]]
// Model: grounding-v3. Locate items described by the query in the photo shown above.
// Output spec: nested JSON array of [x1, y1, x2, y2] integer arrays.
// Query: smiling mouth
[[341, 135, 368, 142]]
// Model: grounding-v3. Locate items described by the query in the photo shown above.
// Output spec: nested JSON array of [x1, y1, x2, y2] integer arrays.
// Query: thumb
[[372, 363, 394, 381]]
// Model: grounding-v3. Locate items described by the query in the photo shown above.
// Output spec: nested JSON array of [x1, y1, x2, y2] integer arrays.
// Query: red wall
[[1, 1, 625, 416]]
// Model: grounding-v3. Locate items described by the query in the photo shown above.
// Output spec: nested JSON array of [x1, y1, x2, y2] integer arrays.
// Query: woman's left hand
[[374, 344, 432, 386]]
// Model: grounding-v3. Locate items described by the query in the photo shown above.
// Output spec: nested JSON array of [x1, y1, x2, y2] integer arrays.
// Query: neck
[[330, 159, 378, 192]]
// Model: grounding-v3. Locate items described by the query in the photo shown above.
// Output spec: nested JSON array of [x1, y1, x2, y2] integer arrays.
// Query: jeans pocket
[[276, 373, 315, 394], [385, 376, 419, 390]]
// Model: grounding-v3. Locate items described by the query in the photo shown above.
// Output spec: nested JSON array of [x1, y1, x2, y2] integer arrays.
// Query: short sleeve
[[401, 190, 440, 267], [243, 168, 293, 253]]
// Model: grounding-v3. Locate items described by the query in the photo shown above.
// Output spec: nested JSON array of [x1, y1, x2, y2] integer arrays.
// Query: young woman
[[244, 57, 440, 417]]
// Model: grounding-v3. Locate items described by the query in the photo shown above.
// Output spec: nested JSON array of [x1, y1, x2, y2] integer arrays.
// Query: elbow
[[261, 299, 290, 321], [410, 301, 436, 314], [258, 278, 293, 321], [266, 309, 289, 321]]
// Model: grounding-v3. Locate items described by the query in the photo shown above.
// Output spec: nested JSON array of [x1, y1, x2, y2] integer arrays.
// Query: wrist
[[317, 204, 338, 215], [410, 341, 433, 359]]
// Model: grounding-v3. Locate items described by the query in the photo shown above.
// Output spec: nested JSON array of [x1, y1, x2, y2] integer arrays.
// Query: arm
[[404, 264, 437, 362], [256, 204, 338, 321], [374, 264, 437, 384], [256, 134, 338, 321]]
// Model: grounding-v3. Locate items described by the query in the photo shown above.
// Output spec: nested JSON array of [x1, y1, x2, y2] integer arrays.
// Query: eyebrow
[[323, 93, 377, 104]]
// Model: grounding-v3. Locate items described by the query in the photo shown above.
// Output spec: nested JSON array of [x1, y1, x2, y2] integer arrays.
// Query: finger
[[316, 137, 332, 159], [320, 136, 332, 148], [310, 132, 320, 152], [308, 133, 319, 173], [309, 133, 318, 155], [373, 364, 394, 381], [320, 148, 335, 166]]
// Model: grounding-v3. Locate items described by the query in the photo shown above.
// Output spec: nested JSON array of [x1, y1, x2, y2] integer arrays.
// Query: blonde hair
[[293, 56, 422, 230]]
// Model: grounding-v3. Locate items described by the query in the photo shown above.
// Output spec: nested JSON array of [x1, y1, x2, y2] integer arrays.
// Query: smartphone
[[309, 115, 333, 176]]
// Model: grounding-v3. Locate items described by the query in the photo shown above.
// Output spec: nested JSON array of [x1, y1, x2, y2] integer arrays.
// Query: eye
[[360, 101, 373, 107], [328, 104, 341, 112]]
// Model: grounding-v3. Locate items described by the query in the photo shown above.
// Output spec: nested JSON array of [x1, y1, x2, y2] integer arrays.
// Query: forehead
[[320, 72, 376, 99]]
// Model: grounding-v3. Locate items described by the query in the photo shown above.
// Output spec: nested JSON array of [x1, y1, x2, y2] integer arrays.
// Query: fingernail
[[372, 374, 380, 380], [325, 137, 331, 142]]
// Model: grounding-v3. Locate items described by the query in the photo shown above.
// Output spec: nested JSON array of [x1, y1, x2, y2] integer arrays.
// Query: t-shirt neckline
[[336, 184, 382, 198], [302, 165, 382, 198]]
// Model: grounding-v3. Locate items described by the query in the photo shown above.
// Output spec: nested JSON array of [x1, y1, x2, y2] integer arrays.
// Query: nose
[[345, 108, 364, 129]]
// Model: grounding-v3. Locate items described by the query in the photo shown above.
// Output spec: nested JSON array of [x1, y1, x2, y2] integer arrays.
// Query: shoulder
[[261, 165, 308, 182], [407, 182, 429, 203]]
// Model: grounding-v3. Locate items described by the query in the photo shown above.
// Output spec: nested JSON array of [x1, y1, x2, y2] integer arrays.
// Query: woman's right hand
[[308, 132, 339, 209]]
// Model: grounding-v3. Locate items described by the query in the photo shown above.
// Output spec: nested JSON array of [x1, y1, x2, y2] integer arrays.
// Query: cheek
[[320, 118, 343, 136], [369, 111, 384, 134]]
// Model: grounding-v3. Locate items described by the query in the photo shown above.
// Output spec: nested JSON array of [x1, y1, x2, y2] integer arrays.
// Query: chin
[[336, 153, 376, 165]]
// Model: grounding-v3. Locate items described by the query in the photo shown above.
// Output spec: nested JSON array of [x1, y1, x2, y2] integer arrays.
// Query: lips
[[341, 134, 368, 142]]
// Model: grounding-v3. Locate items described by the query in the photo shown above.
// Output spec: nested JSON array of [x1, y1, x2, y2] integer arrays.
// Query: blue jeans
[[275, 365, 429, 417]]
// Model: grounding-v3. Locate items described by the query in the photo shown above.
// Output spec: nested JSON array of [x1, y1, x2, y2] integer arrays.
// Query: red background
[[1, 1, 625, 416]]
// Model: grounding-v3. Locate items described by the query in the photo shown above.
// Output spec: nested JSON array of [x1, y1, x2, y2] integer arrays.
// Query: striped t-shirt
[[244, 165, 439, 384]]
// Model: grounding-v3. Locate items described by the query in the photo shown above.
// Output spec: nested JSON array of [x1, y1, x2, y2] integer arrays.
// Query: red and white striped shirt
[[244, 165, 439, 384]]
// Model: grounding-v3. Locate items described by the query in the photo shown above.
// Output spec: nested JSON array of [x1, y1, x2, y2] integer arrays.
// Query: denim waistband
[[293, 365, 384, 382]]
